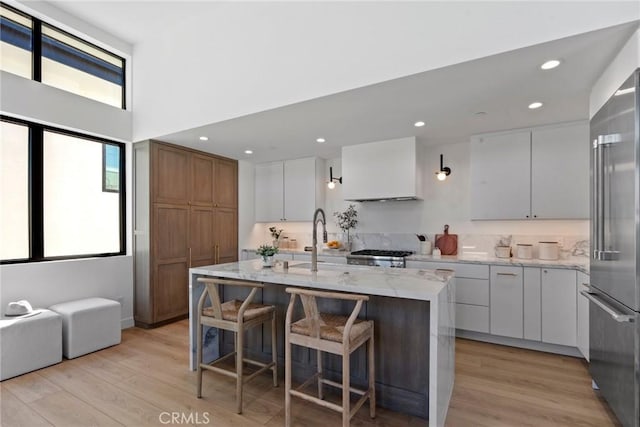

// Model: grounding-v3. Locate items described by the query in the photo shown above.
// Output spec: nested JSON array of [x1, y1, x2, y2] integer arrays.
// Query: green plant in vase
[[334, 204, 358, 251], [256, 244, 279, 267]]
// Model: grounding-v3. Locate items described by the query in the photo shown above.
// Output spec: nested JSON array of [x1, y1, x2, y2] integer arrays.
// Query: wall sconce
[[435, 154, 451, 181], [327, 166, 342, 189]]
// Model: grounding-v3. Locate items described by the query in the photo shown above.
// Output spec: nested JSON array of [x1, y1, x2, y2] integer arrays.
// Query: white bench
[[49, 298, 121, 359], [0, 310, 62, 381]]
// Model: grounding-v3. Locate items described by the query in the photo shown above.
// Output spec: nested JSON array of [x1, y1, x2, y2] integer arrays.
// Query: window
[[0, 2, 125, 108], [0, 116, 126, 263], [0, 4, 32, 79]]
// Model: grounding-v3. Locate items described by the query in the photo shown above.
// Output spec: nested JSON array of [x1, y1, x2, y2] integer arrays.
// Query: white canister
[[420, 241, 432, 255], [495, 246, 511, 258], [538, 242, 559, 260], [516, 244, 533, 259], [432, 247, 442, 259]]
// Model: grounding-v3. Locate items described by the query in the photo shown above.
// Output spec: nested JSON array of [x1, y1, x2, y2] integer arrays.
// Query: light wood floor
[[0, 320, 620, 426]]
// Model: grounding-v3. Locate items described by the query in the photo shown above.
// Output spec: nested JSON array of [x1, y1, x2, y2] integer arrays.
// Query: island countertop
[[190, 259, 452, 301]]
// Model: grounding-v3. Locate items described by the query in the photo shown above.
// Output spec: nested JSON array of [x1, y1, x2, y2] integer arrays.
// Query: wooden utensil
[[435, 224, 458, 255]]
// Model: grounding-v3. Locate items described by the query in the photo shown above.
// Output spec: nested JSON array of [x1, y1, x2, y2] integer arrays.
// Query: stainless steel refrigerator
[[586, 68, 640, 427]]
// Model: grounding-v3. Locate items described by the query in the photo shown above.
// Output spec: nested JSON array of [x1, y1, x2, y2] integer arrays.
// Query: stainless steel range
[[347, 249, 412, 268]]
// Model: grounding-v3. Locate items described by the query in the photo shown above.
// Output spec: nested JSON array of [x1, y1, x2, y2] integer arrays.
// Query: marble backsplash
[[269, 231, 589, 260]]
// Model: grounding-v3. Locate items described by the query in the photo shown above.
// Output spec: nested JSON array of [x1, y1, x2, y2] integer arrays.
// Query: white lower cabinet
[[541, 268, 577, 347], [523, 267, 542, 341], [490, 266, 523, 339], [456, 304, 489, 333], [577, 272, 590, 361]]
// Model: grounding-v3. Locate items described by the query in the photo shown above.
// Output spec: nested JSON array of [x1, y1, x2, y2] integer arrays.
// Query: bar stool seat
[[285, 288, 375, 427], [196, 278, 277, 414]]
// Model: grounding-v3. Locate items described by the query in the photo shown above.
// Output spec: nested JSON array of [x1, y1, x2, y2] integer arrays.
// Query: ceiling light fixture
[[528, 102, 543, 109], [540, 59, 561, 70], [435, 154, 451, 181], [316, 138, 326, 143], [244, 150, 253, 154], [199, 136, 209, 141], [414, 121, 426, 127], [327, 166, 342, 189]]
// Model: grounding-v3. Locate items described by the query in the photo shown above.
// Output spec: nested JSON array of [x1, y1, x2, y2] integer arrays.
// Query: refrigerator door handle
[[581, 289, 635, 323]]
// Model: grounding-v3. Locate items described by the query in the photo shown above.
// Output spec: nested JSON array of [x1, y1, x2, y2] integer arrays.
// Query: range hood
[[342, 137, 423, 202]]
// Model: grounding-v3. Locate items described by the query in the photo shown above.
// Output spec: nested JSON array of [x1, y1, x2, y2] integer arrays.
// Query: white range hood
[[342, 137, 423, 202]]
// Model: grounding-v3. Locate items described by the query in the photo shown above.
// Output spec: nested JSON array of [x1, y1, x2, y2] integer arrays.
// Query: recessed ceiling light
[[414, 121, 426, 127], [540, 59, 561, 70], [316, 138, 326, 143], [199, 136, 209, 141], [474, 111, 487, 116], [244, 150, 253, 154], [528, 102, 543, 110]]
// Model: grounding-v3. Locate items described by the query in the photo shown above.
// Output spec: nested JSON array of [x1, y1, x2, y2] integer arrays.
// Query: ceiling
[[41, 1, 639, 162], [155, 21, 638, 163]]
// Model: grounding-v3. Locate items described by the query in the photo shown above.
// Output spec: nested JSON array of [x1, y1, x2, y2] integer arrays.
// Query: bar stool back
[[284, 287, 375, 427], [196, 277, 277, 414]]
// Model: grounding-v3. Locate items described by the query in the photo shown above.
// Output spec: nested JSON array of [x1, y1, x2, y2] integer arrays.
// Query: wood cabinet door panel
[[154, 262, 189, 321], [153, 144, 190, 205], [190, 207, 214, 266], [191, 154, 214, 206], [154, 205, 189, 261], [215, 208, 238, 262], [215, 159, 237, 208]]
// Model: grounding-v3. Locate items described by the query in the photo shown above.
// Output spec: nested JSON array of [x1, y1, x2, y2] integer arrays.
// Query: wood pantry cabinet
[[134, 141, 238, 327]]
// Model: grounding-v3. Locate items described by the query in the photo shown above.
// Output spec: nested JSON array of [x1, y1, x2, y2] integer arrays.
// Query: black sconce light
[[327, 167, 342, 189], [436, 154, 451, 181]]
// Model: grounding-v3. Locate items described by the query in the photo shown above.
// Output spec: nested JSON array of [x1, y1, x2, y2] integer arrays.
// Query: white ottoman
[[49, 298, 121, 359], [0, 310, 62, 380]]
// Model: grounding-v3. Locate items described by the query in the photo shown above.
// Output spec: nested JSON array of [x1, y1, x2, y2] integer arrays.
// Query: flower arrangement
[[269, 226, 283, 240], [334, 204, 358, 243], [256, 244, 279, 257]]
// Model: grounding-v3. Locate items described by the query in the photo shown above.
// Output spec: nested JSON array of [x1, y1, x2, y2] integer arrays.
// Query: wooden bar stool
[[284, 288, 375, 427], [196, 277, 277, 414]]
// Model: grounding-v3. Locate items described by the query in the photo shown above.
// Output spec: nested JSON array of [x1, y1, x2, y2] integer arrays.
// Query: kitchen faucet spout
[[311, 208, 327, 272]]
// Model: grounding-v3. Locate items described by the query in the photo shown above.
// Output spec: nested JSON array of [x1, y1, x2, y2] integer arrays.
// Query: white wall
[[130, 1, 637, 142], [590, 28, 640, 116], [0, 257, 134, 328], [0, 4, 134, 327]]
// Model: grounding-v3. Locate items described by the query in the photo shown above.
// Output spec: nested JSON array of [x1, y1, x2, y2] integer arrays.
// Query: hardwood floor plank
[[0, 388, 53, 427], [1, 371, 62, 404], [29, 390, 122, 427]]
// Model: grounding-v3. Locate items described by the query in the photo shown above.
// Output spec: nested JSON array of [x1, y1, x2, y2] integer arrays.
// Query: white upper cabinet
[[470, 121, 589, 220], [470, 131, 531, 219], [255, 157, 325, 222], [531, 124, 590, 219]]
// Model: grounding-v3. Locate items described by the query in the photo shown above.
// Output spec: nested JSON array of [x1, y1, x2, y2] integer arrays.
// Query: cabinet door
[[490, 266, 523, 338], [284, 157, 316, 221], [523, 267, 542, 341], [541, 268, 577, 346], [255, 162, 284, 222], [577, 272, 590, 360], [153, 143, 190, 205], [153, 204, 189, 322], [531, 123, 589, 219], [470, 132, 531, 220], [214, 158, 237, 209], [214, 208, 238, 264], [189, 206, 215, 267], [190, 154, 214, 206]]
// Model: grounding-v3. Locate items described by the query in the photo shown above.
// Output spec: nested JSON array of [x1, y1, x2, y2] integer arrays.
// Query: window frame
[[0, 115, 127, 264], [0, 2, 126, 109]]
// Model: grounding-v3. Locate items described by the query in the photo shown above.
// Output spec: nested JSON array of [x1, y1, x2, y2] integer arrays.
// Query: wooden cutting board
[[435, 224, 458, 255]]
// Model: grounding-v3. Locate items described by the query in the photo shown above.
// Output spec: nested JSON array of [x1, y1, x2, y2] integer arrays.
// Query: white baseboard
[[121, 317, 134, 329], [456, 329, 584, 358]]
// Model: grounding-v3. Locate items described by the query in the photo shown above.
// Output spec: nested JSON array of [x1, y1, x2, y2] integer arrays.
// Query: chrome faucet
[[311, 208, 328, 272]]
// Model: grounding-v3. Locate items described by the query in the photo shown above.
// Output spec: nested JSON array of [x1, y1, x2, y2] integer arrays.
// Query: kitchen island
[[188, 260, 455, 426]]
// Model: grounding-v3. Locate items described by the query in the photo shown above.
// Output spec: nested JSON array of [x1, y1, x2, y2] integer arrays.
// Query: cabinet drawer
[[406, 261, 489, 279], [456, 303, 489, 333], [456, 278, 489, 306]]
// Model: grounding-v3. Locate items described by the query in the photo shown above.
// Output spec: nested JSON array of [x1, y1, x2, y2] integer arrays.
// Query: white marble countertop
[[242, 248, 349, 257], [407, 254, 589, 274], [191, 259, 452, 301]]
